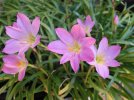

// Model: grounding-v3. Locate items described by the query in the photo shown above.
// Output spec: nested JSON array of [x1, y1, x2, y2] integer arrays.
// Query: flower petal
[[80, 47, 94, 62], [3, 39, 23, 54], [80, 37, 96, 46], [85, 15, 95, 28], [2, 64, 19, 74], [17, 13, 32, 33], [95, 64, 109, 79], [70, 55, 80, 73], [60, 53, 73, 64], [55, 28, 73, 44], [90, 45, 97, 56], [13, 22, 19, 28], [97, 37, 108, 54], [87, 45, 97, 65], [48, 40, 68, 54], [106, 60, 120, 67], [70, 24, 85, 40], [85, 16, 91, 25], [77, 18, 84, 27], [19, 45, 29, 54], [18, 68, 26, 81], [107, 45, 121, 59], [6, 26, 26, 39], [3, 55, 20, 65], [32, 17, 40, 36]]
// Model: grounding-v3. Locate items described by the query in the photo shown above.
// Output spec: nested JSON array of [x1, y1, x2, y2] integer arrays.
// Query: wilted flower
[[77, 15, 95, 34], [48, 24, 96, 72], [88, 37, 121, 78], [114, 15, 119, 25], [2, 53, 28, 81], [3, 13, 40, 54]]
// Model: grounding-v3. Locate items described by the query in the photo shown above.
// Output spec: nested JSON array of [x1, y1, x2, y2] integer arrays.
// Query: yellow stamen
[[68, 41, 81, 53], [85, 26, 89, 33], [96, 55, 105, 65], [27, 33, 35, 44]]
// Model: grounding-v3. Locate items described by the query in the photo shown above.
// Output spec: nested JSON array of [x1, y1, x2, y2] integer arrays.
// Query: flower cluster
[[2, 13, 40, 81], [2, 13, 120, 81]]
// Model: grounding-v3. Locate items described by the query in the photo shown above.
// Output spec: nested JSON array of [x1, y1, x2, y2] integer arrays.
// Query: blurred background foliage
[[0, 0, 134, 100]]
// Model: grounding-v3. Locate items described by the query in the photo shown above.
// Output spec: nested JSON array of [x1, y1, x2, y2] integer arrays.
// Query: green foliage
[[0, 0, 134, 99]]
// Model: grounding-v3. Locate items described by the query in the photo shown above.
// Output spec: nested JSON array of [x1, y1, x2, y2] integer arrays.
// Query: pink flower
[[3, 13, 40, 54], [2, 53, 28, 81], [77, 15, 95, 34], [48, 24, 96, 72], [88, 37, 121, 78], [114, 15, 119, 25]]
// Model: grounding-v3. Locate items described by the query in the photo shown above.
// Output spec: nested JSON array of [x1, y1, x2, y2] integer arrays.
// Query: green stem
[[28, 64, 48, 76], [38, 43, 47, 49], [63, 64, 70, 76], [85, 65, 94, 84], [33, 48, 42, 63]]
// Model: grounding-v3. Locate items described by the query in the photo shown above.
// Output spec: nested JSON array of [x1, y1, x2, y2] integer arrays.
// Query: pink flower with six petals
[[2, 53, 28, 81], [88, 37, 121, 78], [77, 15, 95, 34], [3, 13, 40, 54], [48, 24, 96, 72]]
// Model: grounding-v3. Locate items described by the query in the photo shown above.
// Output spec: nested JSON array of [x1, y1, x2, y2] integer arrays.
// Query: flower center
[[96, 55, 105, 65], [26, 34, 35, 45], [16, 61, 26, 68], [85, 26, 90, 33], [68, 41, 81, 53]]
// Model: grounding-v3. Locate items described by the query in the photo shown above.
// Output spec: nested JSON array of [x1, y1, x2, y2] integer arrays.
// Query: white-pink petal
[[77, 18, 85, 27], [107, 45, 121, 59], [96, 64, 109, 79], [79, 47, 94, 62], [2, 64, 19, 74], [85, 16, 95, 28], [85, 16, 92, 24], [13, 22, 19, 28], [87, 45, 97, 65], [32, 17, 40, 36], [3, 55, 20, 65], [55, 28, 73, 44], [97, 37, 108, 55], [3, 39, 23, 54], [80, 37, 96, 46], [18, 68, 26, 81], [48, 40, 68, 54], [90, 45, 97, 56], [70, 55, 80, 73], [6, 26, 26, 39], [60, 53, 73, 64], [19, 45, 29, 54], [70, 24, 85, 40], [17, 13, 32, 33], [106, 60, 120, 67]]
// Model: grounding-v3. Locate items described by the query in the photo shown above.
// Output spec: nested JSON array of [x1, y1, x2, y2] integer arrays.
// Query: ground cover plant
[[0, 0, 134, 100]]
